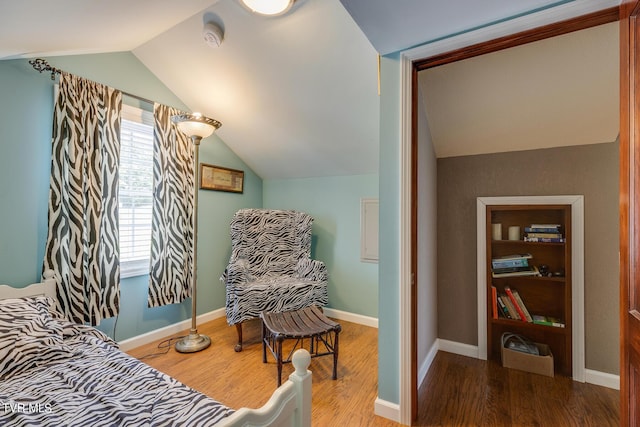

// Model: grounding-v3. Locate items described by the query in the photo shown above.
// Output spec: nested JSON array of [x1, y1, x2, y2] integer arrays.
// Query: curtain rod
[[29, 58, 156, 106]]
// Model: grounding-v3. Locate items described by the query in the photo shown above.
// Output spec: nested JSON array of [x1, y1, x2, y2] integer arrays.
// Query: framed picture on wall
[[200, 163, 244, 193]]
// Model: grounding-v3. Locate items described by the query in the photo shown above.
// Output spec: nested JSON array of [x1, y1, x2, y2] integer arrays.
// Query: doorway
[[401, 6, 620, 424]]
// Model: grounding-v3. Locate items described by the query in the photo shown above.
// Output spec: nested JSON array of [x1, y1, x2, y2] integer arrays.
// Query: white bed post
[[290, 349, 312, 426], [216, 348, 312, 427]]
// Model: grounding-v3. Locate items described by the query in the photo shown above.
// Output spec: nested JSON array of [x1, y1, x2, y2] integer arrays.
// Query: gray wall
[[437, 141, 619, 374], [416, 86, 438, 382]]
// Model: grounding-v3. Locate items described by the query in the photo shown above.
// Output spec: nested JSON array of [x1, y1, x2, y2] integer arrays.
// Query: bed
[[0, 271, 312, 426]]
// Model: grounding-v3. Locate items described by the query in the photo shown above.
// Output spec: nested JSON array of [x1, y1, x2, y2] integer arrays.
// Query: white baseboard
[[323, 307, 378, 328], [118, 307, 377, 352], [438, 339, 479, 359], [418, 340, 439, 387], [585, 369, 620, 390], [118, 308, 226, 352], [374, 398, 401, 424], [417, 339, 478, 389], [436, 339, 620, 391]]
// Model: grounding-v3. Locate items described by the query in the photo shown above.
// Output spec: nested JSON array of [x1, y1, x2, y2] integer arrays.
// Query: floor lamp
[[171, 112, 222, 353]]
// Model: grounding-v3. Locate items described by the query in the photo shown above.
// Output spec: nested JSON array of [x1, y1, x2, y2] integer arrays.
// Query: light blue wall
[[378, 52, 403, 404], [0, 60, 52, 285], [263, 174, 379, 317], [0, 53, 263, 341]]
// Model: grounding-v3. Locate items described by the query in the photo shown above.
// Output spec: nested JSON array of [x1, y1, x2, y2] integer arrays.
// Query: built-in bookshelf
[[486, 204, 573, 376]]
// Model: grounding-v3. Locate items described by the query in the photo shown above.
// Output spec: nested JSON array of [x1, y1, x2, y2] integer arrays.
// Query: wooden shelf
[[491, 240, 565, 247], [490, 318, 569, 334], [492, 275, 566, 283], [486, 204, 572, 376]]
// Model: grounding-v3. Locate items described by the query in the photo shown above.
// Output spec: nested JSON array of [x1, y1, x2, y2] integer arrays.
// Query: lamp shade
[[240, 0, 295, 16], [171, 113, 221, 139]]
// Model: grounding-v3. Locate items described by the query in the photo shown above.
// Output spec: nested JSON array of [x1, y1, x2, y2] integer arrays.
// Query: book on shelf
[[496, 295, 511, 319], [532, 314, 565, 328], [524, 237, 566, 243], [491, 253, 531, 269], [504, 286, 528, 321], [492, 265, 541, 278], [525, 226, 562, 233], [499, 294, 519, 319], [525, 232, 563, 239], [491, 286, 498, 319], [529, 224, 561, 230], [493, 253, 533, 261], [512, 289, 533, 323], [492, 258, 529, 269], [492, 266, 537, 276]]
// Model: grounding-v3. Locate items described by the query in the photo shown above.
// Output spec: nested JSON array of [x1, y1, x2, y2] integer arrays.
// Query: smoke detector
[[203, 22, 223, 48]]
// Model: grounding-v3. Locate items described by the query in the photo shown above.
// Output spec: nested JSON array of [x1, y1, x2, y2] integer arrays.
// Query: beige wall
[[436, 141, 619, 374]]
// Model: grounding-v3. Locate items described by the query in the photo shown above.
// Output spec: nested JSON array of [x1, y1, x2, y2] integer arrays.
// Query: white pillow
[[0, 296, 74, 379]]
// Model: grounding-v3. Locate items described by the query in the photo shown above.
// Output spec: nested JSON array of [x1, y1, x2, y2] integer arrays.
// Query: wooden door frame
[[620, 1, 640, 425], [404, 4, 620, 424]]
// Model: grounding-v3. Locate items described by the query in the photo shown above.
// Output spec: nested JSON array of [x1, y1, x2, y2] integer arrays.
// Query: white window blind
[[119, 104, 154, 278]]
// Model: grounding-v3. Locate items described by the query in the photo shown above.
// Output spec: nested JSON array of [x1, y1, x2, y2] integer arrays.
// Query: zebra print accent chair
[[221, 209, 328, 352]]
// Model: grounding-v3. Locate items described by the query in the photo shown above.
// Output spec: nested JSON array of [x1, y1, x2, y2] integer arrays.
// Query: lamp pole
[[171, 113, 221, 353]]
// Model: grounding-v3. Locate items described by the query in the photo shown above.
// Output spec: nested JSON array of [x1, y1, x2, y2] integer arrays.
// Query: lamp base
[[175, 332, 211, 353]]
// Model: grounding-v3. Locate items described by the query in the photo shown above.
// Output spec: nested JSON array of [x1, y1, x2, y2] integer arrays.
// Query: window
[[119, 104, 154, 278]]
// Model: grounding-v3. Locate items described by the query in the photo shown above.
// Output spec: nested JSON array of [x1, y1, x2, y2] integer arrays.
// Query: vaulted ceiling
[[419, 21, 619, 158], [0, 0, 621, 178]]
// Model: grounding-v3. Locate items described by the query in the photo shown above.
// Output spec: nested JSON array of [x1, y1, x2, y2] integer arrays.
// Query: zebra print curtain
[[43, 73, 122, 326], [148, 104, 194, 307]]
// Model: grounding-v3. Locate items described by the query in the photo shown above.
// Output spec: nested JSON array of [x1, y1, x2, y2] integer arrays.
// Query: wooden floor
[[417, 351, 619, 426], [127, 316, 397, 426], [127, 317, 618, 426]]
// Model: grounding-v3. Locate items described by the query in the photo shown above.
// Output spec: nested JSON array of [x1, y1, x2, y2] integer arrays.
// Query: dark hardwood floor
[[127, 317, 619, 426], [416, 351, 619, 426]]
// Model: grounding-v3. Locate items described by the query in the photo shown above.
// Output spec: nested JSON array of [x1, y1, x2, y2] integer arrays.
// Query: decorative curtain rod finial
[[28, 58, 157, 106], [29, 58, 61, 80]]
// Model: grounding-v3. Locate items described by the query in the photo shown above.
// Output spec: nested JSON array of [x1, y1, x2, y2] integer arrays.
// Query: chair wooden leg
[[234, 323, 243, 352]]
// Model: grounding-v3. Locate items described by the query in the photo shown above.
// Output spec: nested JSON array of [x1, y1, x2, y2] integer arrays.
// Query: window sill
[[121, 259, 149, 279]]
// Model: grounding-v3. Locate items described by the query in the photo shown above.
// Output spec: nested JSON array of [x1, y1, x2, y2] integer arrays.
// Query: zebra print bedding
[[0, 296, 75, 380], [0, 298, 233, 426]]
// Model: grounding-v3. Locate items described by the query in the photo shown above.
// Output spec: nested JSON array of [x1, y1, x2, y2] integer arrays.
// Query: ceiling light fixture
[[240, 0, 295, 16]]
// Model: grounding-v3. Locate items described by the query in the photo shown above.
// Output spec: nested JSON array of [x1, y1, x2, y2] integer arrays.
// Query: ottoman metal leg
[[276, 337, 284, 387], [261, 307, 342, 387], [262, 320, 267, 363], [332, 330, 340, 380]]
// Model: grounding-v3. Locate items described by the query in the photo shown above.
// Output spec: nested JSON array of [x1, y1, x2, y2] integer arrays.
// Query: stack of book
[[493, 285, 532, 322], [523, 224, 565, 243], [492, 285, 565, 327], [491, 253, 541, 278]]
